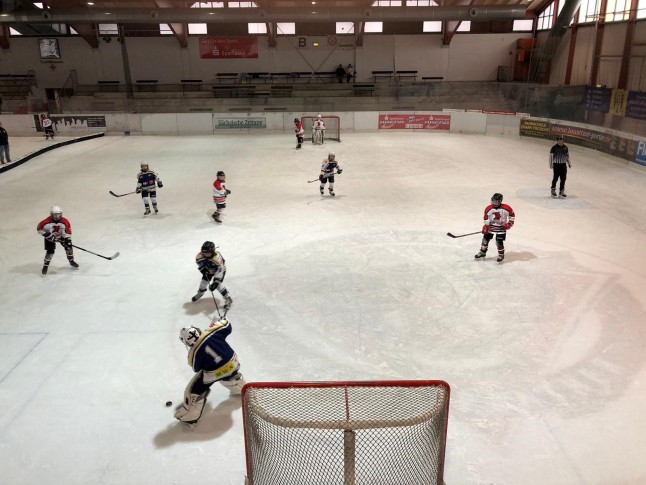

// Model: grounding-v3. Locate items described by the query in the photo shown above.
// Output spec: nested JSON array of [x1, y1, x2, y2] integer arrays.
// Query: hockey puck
[[166, 401, 173, 407]]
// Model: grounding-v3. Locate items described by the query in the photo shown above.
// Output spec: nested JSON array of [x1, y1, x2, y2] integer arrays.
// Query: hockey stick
[[446, 231, 481, 238], [211, 291, 223, 319], [307, 179, 320, 183], [71, 244, 120, 260], [109, 190, 137, 197]]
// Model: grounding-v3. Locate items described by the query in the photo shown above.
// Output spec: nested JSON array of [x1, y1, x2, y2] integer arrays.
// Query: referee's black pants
[[551, 164, 568, 192]]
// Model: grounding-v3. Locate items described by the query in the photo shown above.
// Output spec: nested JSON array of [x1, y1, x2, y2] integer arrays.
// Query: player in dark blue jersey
[[319, 152, 342, 196], [135, 161, 163, 215], [174, 318, 247, 424], [191, 241, 232, 308]]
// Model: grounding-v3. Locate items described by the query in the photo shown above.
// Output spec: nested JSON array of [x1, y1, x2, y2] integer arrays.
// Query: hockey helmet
[[140, 161, 149, 171], [491, 193, 503, 207], [294, 118, 300, 123], [328, 152, 335, 161], [556, 135, 564, 141], [179, 327, 202, 348], [50, 205, 63, 221], [217, 171, 225, 178], [317, 114, 322, 118], [40, 113, 46, 118], [201, 241, 216, 255]]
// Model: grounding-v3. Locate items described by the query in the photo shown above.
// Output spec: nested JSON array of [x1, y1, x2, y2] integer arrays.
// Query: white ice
[[1, 132, 646, 485]]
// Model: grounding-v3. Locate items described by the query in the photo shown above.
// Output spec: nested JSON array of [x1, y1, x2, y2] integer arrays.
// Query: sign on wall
[[378, 114, 450, 130], [213, 117, 266, 130], [199, 36, 259, 59], [519, 119, 550, 139], [584, 87, 612, 113], [626, 91, 646, 120], [635, 141, 646, 166]]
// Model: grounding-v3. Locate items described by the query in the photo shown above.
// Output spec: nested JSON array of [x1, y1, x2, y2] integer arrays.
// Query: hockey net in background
[[242, 380, 450, 485], [301, 115, 341, 142]]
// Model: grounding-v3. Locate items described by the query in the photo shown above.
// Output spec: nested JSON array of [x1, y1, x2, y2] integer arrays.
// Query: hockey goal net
[[301, 115, 341, 142], [242, 380, 450, 485]]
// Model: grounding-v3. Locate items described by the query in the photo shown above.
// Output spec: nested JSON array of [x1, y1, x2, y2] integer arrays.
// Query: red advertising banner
[[378, 114, 451, 130], [199, 36, 258, 59]]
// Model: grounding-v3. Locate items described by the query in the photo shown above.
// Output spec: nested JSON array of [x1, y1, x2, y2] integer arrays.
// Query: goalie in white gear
[[174, 318, 247, 425], [312, 114, 326, 145]]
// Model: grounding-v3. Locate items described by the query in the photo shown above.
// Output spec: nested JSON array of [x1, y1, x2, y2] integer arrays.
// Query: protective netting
[[301, 116, 341, 142], [243, 382, 449, 485]]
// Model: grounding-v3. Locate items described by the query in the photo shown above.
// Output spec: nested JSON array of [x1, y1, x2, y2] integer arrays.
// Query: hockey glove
[[225, 189, 231, 195], [136, 187, 142, 194], [60, 238, 73, 249], [44, 233, 57, 242], [504, 222, 514, 231], [209, 281, 219, 292], [336, 169, 342, 175], [319, 174, 324, 182], [482, 224, 489, 234], [157, 182, 163, 188]]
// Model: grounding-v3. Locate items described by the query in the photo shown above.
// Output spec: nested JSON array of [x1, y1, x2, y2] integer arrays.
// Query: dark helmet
[[201, 241, 215, 254], [491, 193, 503, 205], [556, 135, 564, 141], [217, 171, 225, 177], [294, 118, 300, 123]]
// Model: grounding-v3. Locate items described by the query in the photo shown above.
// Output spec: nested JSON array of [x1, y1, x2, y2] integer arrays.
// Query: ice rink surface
[[1, 132, 646, 485]]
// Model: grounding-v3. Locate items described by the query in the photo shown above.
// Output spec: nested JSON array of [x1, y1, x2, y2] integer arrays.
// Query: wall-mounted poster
[[199, 36, 258, 59], [39, 38, 61, 59]]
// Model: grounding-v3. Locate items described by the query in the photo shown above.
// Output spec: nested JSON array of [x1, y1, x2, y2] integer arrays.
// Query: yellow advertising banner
[[609, 89, 628, 116]]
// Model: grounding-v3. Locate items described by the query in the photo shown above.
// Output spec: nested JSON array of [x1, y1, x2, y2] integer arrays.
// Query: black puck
[[166, 401, 173, 407]]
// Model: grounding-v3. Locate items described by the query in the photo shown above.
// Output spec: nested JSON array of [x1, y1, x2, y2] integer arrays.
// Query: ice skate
[[69, 260, 79, 269], [154, 207, 159, 214], [329, 190, 335, 197], [224, 295, 233, 310], [551, 188, 557, 198], [192, 290, 206, 302], [144, 208, 151, 215], [559, 190, 567, 198], [320, 188, 324, 195], [497, 254, 504, 263], [475, 251, 487, 259], [42, 265, 48, 275], [211, 212, 222, 224]]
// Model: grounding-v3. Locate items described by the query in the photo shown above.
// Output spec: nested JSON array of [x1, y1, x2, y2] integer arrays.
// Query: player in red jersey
[[36, 206, 78, 275], [474, 193, 515, 263]]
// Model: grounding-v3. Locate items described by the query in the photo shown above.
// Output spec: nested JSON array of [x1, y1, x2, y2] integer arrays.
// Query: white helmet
[[317, 114, 322, 118], [140, 161, 149, 170], [179, 327, 202, 348], [328, 152, 335, 161], [50, 206, 63, 220]]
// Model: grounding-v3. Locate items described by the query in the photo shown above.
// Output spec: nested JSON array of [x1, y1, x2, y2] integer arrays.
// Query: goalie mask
[[50, 205, 63, 221], [179, 327, 202, 348], [491, 193, 503, 208]]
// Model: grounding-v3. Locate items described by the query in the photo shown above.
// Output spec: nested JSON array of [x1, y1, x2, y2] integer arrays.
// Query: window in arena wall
[[406, 0, 439, 5], [457, 21, 470, 32], [365, 22, 383, 33], [577, 0, 600, 23], [228, 2, 258, 7], [605, 0, 630, 21], [9, 28, 22, 36], [639, 0, 646, 19], [276, 23, 295, 35], [188, 23, 208, 34], [159, 24, 173, 35], [372, 1, 402, 6], [513, 19, 534, 31], [69, 26, 79, 35], [423, 21, 441, 32], [98, 23, 119, 35], [190, 2, 224, 7], [336, 22, 355, 34], [248, 23, 267, 34], [537, 2, 554, 30]]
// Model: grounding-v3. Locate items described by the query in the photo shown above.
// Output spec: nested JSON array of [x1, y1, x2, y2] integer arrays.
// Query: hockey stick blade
[[71, 244, 120, 260], [307, 179, 319, 183], [447, 231, 481, 238]]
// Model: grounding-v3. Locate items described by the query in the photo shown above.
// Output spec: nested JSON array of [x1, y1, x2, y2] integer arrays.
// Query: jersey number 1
[[205, 345, 223, 364]]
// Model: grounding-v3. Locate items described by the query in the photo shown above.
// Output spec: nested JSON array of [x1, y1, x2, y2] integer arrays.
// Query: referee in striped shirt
[[550, 135, 571, 198]]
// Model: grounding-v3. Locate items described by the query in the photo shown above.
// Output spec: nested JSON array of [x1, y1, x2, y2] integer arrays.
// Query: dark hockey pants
[[551, 165, 568, 192], [481, 232, 506, 257]]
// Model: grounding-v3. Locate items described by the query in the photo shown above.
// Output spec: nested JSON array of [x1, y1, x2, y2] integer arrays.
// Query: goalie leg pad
[[220, 372, 247, 396], [175, 371, 211, 423]]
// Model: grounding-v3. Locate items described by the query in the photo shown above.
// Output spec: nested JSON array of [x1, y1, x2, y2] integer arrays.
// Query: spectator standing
[[335, 64, 346, 83], [0, 121, 10, 164], [346, 64, 354, 83]]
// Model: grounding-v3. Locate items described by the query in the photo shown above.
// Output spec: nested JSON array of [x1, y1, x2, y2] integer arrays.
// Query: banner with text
[[550, 124, 637, 162], [584, 86, 612, 113], [213, 117, 266, 130], [626, 91, 646, 120], [378, 114, 450, 130], [199, 36, 258, 59], [635, 140, 646, 166], [519, 119, 550, 139]]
